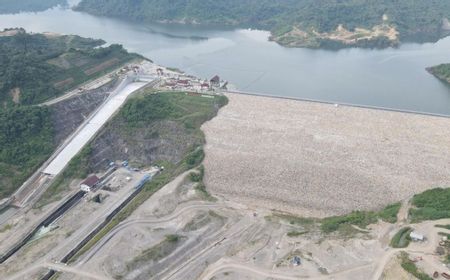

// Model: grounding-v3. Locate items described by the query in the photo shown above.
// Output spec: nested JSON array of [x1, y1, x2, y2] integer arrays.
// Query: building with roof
[[210, 75, 220, 87], [80, 175, 100, 192], [410, 231, 425, 242], [177, 79, 190, 86], [201, 82, 210, 90]]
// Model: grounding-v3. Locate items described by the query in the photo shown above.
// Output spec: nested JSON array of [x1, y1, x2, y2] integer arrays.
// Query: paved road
[[40, 74, 114, 106]]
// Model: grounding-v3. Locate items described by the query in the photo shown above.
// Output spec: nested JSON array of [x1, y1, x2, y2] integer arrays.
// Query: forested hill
[[0, 29, 139, 199], [0, 29, 137, 106], [75, 0, 450, 48]]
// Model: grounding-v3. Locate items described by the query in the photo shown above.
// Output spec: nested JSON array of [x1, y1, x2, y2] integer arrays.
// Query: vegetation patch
[[269, 202, 402, 236], [321, 203, 402, 233], [409, 188, 450, 223], [320, 211, 378, 233], [195, 182, 215, 201], [390, 227, 413, 248], [378, 203, 401, 223], [188, 164, 214, 201], [287, 231, 308, 237], [428, 64, 450, 84], [399, 252, 433, 280], [125, 234, 185, 273], [188, 165, 204, 182]]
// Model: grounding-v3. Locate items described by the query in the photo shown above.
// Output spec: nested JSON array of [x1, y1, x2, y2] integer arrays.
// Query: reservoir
[[1, 6, 450, 115]]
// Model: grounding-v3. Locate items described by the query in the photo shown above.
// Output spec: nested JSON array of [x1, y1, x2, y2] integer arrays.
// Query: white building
[[410, 231, 425, 242], [80, 175, 100, 192]]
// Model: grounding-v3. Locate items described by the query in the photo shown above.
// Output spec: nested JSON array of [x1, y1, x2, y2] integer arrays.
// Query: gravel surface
[[202, 93, 450, 217]]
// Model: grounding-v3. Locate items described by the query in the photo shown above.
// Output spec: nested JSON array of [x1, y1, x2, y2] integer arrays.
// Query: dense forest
[[0, 29, 139, 199], [0, 29, 137, 105], [75, 0, 450, 47], [0, 107, 54, 198], [0, 0, 67, 14]]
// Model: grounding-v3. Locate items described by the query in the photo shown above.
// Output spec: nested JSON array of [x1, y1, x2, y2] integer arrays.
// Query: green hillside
[[0, 29, 139, 199], [0, 29, 138, 106], [75, 0, 450, 48]]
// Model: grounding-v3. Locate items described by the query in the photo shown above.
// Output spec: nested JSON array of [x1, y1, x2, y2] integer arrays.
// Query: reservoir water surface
[[1, 6, 450, 115]]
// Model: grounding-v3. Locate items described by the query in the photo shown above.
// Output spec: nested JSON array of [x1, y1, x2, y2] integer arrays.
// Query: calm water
[[1, 6, 450, 115]]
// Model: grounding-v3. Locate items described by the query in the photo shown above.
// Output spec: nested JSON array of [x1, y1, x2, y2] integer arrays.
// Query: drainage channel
[[0, 191, 86, 264]]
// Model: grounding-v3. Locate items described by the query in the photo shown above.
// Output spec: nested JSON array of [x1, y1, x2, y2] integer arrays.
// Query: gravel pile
[[202, 93, 450, 217]]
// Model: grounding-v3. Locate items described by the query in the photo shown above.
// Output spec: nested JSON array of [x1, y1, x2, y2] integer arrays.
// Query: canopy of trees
[[0, 30, 137, 105], [0, 31, 101, 105], [0, 106, 54, 198]]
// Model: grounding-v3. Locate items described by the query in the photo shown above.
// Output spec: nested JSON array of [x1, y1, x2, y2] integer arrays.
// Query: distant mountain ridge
[[75, 0, 450, 49]]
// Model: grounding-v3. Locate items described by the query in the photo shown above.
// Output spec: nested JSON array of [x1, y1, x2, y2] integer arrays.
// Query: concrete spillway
[[44, 80, 148, 176]]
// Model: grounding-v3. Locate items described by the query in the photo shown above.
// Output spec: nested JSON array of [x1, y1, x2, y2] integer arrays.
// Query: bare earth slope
[[202, 93, 450, 217]]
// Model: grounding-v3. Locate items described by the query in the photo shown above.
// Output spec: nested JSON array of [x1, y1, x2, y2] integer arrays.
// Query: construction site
[[1, 164, 449, 280], [0, 58, 449, 280]]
